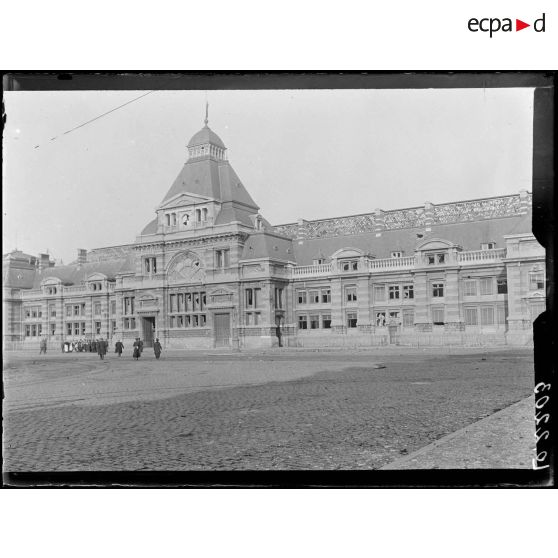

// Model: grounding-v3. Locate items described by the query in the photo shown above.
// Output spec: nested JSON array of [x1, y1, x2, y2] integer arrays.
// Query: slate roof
[[31, 256, 135, 288], [241, 231, 295, 261], [291, 212, 532, 265]]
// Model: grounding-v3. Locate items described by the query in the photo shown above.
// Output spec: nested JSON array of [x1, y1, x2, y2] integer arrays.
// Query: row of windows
[[169, 292, 206, 313], [245, 288, 261, 308], [297, 289, 331, 305], [165, 208, 208, 227], [463, 278, 507, 296], [464, 306, 506, 326], [169, 314, 207, 328], [298, 313, 332, 330], [245, 312, 262, 325]]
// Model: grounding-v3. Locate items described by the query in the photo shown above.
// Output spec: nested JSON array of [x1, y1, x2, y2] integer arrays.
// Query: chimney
[[38, 253, 50, 271], [78, 249, 87, 265]]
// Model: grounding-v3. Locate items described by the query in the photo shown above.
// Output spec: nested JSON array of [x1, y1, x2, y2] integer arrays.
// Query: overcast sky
[[3, 87, 534, 264]]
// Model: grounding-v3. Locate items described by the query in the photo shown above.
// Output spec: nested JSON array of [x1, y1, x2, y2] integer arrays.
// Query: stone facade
[[3, 122, 545, 350]]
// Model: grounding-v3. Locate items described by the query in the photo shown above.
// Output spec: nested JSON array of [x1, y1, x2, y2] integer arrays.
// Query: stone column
[[357, 276, 371, 332], [444, 269, 464, 331], [330, 277, 345, 333], [413, 271, 431, 331], [506, 262, 529, 330]]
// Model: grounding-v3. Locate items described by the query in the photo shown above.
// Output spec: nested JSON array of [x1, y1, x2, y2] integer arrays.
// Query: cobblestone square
[[3, 348, 534, 471]]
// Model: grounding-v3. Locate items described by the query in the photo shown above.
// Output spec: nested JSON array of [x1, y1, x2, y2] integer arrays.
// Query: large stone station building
[[3, 119, 546, 350]]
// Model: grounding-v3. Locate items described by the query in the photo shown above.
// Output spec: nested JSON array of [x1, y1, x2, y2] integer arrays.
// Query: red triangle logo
[[516, 19, 530, 31]]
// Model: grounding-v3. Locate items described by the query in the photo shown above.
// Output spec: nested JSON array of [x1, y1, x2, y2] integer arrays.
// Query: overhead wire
[[33, 89, 157, 149]]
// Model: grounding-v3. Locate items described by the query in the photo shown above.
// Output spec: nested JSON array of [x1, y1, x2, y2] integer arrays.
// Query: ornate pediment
[[167, 251, 206, 284], [159, 193, 214, 211]]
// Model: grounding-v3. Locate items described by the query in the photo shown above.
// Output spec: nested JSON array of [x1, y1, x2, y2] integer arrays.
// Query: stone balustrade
[[291, 249, 507, 278], [458, 248, 507, 264]]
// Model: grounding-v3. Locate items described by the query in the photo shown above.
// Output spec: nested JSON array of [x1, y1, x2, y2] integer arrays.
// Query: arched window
[[202, 208, 208, 221]]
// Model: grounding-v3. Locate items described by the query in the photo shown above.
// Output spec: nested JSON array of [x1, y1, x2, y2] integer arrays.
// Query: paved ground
[[3, 348, 535, 471]]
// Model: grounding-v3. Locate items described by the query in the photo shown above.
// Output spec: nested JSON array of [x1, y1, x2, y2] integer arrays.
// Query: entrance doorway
[[214, 313, 231, 347], [142, 316, 156, 347]]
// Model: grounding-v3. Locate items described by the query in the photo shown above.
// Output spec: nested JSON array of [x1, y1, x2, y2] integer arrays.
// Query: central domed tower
[[140, 107, 269, 237]]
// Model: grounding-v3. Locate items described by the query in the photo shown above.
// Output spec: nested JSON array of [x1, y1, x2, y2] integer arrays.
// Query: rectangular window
[[193, 315, 199, 327], [253, 289, 260, 308], [497, 305, 506, 325], [391, 251, 403, 258], [388, 285, 400, 300], [200, 315, 206, 327], [274, 288, 283, 309], [94, 303, 101, 316], [111, 320, 116, 334], [497, 279, 508, 294], [124, 318, 130, 329], [437, 253, 446, 264], [389, 311, 400, 321], [50, 323, 56, 335], [110, 301, 116, 315], [427, 254, 436, 265], [185, 315, 191, 327], [31, 309, 38, 318], [345, 286, 357, 302], [177, 315, 184, 328], [347, 312, 358, 328], [25, 309, 31, 318], [74, 323, 80, 336], [25, 325, 31, 337], [193, 293, 200, 312], [201, 292, 206, 311], [215, 249, 230, 268], [465, 307, 478, 326], [432, 307, 445, 325], [169, 316, 175, 328], [73, 305, 80, 316], [529, 272, 545, 290], [297, 291, 307, 305], [310, 315, 320, 329], [298, 315, 308, 330], [309, 290, 320, 304], [67, 323, 72, 335], [432, 283, 444, 297], [50, 308, 56, 318], [81, 322, 86, 335], [66, 306, 72, 317], [95, 322, 101, 335], [481, 307, 495, 326], [463, 280, 477, 297], [401, 285, 413, 299], [402, 310, 414, 327], [375, 312, 386, 327], [186, 293, 192, 311], [322, 314, 332, 329], [374, 285, 386, 302], [177, 294, 184, 312], [246, 288, 253, 307], [169, 294, 176, 313], [253, 312, 260, 325], [321, 289, 331, 303], [479, 278, 493, 296]]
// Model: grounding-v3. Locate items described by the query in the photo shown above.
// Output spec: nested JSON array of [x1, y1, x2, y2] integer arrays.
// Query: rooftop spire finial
[[204, 100, 209, 126]]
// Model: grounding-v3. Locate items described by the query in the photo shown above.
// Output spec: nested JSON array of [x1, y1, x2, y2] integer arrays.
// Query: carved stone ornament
[[167, 252, 206, 283]]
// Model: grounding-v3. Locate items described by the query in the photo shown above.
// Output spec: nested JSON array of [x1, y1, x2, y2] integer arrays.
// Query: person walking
[[153, 338, 162, 359], [133, 337, 141, 360], [39, 337, 47, 355], [139, 338, 144, 354], [97, 338, 107, 360], [115, 340, 124, 357]]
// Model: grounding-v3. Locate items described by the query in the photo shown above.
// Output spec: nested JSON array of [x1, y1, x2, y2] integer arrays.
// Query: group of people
[[52, 337, 163, 360]]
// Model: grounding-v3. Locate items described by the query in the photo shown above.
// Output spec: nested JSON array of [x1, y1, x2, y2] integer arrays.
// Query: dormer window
[[391, 251, 403, 258], [91, 282, 102, 291], [481, 242, 496, 250], [427, 253, 446, 265], [341, 260, 359, 272], [313, 258, 326, 265]]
